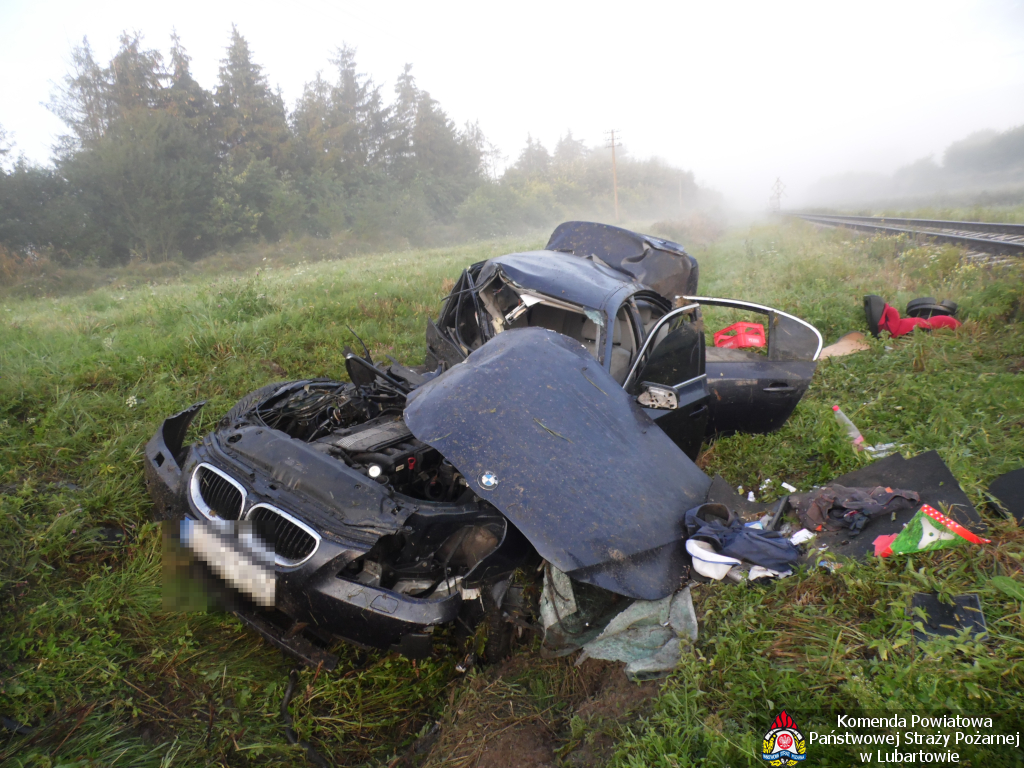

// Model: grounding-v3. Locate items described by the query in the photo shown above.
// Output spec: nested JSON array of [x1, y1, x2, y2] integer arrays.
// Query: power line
[[605, 129, 621, 223], [769, 177, 786, 214]]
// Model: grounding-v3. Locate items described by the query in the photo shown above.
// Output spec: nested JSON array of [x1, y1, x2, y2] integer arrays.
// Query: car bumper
[[143, 406, 465, 658]]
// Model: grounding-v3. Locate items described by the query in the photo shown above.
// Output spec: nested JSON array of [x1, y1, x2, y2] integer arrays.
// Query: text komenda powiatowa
[[807, 715, 1021, 763]]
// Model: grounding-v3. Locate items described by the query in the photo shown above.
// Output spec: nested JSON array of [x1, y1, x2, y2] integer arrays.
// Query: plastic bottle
[[832, 405, 864, 450]]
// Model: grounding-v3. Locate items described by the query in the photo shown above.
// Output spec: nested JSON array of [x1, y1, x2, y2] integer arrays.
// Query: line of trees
[[807, 124, 1024, 207], [0, 28, 708, 268]]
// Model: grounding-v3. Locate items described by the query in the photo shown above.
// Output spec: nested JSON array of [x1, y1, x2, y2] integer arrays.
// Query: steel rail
[[791, 213, 1024, 257], [794, 212, 1024, 236]]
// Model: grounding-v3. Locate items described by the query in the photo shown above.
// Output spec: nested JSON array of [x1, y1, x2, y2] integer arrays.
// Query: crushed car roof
[[545, 221, 699, 300], [477, 250, 643, 311]]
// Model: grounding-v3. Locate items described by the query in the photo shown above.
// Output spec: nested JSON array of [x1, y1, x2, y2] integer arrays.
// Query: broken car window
[[476, 270, 607, 365]]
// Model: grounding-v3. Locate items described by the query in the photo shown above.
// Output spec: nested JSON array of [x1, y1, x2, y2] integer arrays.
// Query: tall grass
[[874, 204, 1024, 224]]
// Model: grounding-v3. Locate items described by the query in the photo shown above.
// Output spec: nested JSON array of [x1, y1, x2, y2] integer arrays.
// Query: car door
[[425, 266, 489, 370], [623, 303, 709, 461], [684, 296, 822, 435]]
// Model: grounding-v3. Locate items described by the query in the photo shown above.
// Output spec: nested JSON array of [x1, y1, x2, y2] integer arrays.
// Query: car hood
[[404, 327, 711, 600]]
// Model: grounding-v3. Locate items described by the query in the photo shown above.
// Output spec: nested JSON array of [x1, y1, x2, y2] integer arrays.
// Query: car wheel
[[220, 381, 290, 427], [481, 596, 514, 663]]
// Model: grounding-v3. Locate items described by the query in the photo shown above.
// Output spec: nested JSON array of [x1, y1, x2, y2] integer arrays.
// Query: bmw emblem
[[479, 471, 499, 490]]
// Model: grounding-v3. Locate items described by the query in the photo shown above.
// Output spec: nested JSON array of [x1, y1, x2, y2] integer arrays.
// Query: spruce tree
[[514, 134, 551, 176], [48, 38, 110, 156], [387, 64, 419, 179], [214, 26, 291, 168], [107, 32, 166, 116], [411, 93, 481, 219], [292, 72, 338, 176], [167, 31, 216, 140]]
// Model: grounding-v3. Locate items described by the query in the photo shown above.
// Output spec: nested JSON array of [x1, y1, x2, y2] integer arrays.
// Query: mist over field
[[0, 1, 1021, 257]]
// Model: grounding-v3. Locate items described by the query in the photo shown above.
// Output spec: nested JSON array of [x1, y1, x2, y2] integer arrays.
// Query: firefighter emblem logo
[[762, 710, 807, 765]]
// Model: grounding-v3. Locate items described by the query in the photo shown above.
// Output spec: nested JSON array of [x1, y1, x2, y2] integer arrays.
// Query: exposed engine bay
[[248, 380, 469, 503], [213, 373, 518, 606]]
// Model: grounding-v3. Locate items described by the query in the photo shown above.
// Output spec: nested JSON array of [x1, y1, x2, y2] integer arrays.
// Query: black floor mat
[[807, 451, 981, 560], [989, 467, 1024, 523], [909, 592, 986, 640]]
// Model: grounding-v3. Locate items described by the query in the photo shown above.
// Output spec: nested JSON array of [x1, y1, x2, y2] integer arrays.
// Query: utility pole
[[605, 129, 621, 222], [769, 177, 786, 214]]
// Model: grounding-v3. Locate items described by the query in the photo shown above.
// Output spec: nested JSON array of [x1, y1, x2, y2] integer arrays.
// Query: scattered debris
[[832, 404, 865, 450], [809, 451, 986, 561], [540, 564, 580, 632], [686, 539, 741, 580], [818, 331, 870, 359], [989, 467, 1024, 523], [747, 565, 791, 581], [713, 321, 765, 349], [576, 587, 698, 681], [905, 297, 958, 320], [874, 504, 991, 557], [789, 528, 815, 546], [864, 294, 962, 338], [684, 503, 801, 573], [787, 485, 920, 535], [864, 442, 899, 458]]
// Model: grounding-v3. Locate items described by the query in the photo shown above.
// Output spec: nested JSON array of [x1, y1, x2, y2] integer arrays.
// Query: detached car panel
[[545, 220, 700, 300], [406, 327, 711, 601]]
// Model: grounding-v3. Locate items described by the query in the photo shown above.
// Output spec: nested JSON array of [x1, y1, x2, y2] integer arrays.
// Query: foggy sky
[[2, 0, 1023, 210]]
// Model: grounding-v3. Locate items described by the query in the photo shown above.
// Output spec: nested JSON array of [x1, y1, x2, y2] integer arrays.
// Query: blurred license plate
[[180, 518, 275, 607]]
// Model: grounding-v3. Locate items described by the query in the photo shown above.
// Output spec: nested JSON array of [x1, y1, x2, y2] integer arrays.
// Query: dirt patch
[[260, 359, 288, 377], [418, 654, 660, 768], [563, 661, 659, 767], [475, 724, 555, 768], [573, 663, 659, 721]]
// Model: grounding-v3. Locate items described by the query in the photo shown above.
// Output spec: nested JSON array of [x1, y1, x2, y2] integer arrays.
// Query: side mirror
[[637, 383, 678, 410]]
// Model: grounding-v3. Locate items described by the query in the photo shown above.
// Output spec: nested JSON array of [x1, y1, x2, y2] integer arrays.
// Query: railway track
[[791, 212, 1024, 259]]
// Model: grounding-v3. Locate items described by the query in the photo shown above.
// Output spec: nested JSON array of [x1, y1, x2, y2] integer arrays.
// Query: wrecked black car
[[144, 222, 822, 665], [429, 221, 823, 451]]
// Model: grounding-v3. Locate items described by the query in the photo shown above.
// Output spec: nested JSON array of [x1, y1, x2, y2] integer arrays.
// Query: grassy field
[[866, 204, 1024, 224], [1, 220, 1023, 766]]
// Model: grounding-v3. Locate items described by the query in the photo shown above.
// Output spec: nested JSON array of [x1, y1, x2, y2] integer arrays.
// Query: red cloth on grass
[[873, 533, 897, 558], [878, 304, 961, 337]]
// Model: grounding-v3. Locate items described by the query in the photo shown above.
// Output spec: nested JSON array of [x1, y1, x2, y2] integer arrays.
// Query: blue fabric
[[685, 504, 800, 572]]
